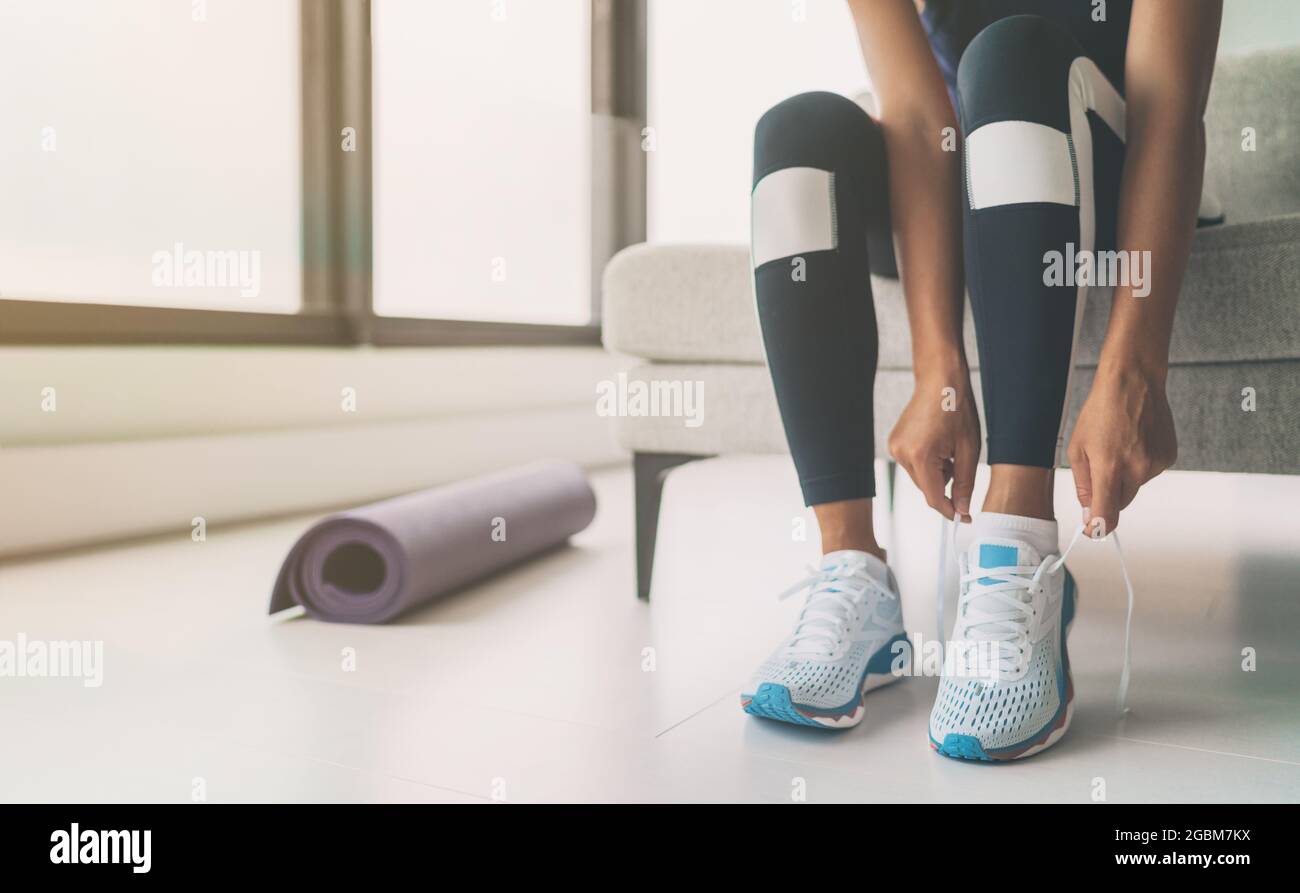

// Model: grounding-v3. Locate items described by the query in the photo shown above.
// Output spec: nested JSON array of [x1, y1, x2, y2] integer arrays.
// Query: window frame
[[0, 0, 645, 348]]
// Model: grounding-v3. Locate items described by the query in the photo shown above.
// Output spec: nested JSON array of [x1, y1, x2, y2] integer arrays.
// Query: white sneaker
[[742, 550, 910, 729], [928, 535, 1078, 760]]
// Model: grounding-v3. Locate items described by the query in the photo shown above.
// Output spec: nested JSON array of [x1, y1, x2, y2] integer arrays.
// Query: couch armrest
[[601, 242, 763, 363]]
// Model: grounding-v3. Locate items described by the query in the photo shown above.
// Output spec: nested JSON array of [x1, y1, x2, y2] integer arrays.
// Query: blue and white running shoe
[[929, 535, 1078, 761], [742, 550, 910, 729]]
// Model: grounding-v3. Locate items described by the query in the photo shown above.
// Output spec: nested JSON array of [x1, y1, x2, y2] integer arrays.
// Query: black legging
[[752, 15, 1125, 506]]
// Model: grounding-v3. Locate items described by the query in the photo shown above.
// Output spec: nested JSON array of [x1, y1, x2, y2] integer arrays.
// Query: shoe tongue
[[820, 550, 890, 588], [787, 551, 891, 655], [959, 537, 1040, 648], [967, 537, 1042, 581]]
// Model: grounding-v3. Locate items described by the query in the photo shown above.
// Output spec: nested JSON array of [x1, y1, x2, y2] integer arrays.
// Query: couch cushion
[[602, 214, 1300, 368], [601, 241, 963, 367], [611, 360, 1300, 476]]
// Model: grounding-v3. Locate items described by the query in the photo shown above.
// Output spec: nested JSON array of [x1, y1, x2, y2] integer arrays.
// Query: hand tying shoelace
[[934, 516, 1136, 715], [778, 555, 898, 657]]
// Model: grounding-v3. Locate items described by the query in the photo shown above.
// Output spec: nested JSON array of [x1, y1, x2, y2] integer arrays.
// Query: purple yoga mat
[[269, 461, 597, 623]]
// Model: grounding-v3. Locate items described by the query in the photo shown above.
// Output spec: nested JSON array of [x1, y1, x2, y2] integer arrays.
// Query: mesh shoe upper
[[748, 640, 876, 710], [930, 636, 1062, 749], [929, 536, 1070, 749], [746, 551, 905, 710]]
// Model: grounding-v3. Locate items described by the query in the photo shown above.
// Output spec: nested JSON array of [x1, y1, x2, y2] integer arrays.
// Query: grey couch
[[601, 48, 1300, 598]]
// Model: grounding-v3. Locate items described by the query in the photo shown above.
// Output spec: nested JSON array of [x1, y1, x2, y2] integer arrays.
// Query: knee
[[753, 91, 876, 181], [957, 15, 1081, 129], [756, 91, 866, 137]]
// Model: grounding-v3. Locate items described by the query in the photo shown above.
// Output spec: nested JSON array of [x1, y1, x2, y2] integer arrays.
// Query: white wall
[[1220, 0, 1300, 53], [647, 0, 866, 244], [0, 345, 623, 557]]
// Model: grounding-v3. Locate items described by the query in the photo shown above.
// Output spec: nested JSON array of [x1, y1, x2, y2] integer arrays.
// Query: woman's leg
[[927, 14, 1128, 762], [957, 15, 1126, 509], [742, 92, 908, 730], [751, 91, 895, 558]]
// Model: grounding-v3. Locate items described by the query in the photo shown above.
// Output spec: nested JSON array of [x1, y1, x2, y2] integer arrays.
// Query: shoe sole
[[740, 636, 911, 730], [930, 573, 1078, 762]]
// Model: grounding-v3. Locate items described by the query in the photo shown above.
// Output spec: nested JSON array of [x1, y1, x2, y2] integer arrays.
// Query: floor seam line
[[1099, 733, 1300, 767], [654, 688, 737, 739]]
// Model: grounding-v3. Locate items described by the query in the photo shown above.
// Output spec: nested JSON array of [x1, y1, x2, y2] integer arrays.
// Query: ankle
[[812, 498, 886, 563], [821, 537, 887, 564], [983, 465, 1055, 520]]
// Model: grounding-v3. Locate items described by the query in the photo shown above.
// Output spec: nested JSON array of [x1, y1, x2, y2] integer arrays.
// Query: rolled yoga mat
[[269, 461, 597, 623]]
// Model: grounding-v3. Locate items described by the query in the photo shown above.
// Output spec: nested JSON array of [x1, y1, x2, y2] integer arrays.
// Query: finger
[[951, 437, 978, 522], [914, 455, 955, 520], [1070, 447, 1092, 525], [1088, 461, 1122, 538]]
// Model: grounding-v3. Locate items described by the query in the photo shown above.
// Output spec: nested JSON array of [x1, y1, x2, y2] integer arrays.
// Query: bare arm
[[847, 0, 965, 375], [848, 0, 980, 519], [1104, 0, 1222, 374], [1069, 0, 1222, 534]]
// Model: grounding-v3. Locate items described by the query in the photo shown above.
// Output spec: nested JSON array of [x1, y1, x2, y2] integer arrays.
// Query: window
[[0, 0, 624, 345], [0, 0, 300, 313], [373, 0, 592, 325]]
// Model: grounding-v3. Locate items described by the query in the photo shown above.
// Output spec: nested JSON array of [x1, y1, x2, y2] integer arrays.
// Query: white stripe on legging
[[750, 166, 837, 268], [965, 121, 1078, 209]]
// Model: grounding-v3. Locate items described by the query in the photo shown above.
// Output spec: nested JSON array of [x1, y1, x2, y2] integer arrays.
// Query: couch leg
[[634, 452, 710, 600]]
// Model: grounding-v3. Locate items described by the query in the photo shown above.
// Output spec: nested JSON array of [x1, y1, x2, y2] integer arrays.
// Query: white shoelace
[[935, 516, 1136, 715], [778, 556, 897, 657]]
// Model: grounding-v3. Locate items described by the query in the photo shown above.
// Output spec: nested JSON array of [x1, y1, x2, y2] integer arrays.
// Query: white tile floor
[[1, 456, 1297, 803]]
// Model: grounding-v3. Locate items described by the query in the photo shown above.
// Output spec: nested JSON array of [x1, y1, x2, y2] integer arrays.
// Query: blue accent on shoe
[[742, 683, 824, 727], [1059, 569, 1076, 694], [865, 632, 911, 675], [1062, 569, 1077, 630], [742, 634, 910, 728], [977, 543, 1019, 585], [933, 733, 992, 761]]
